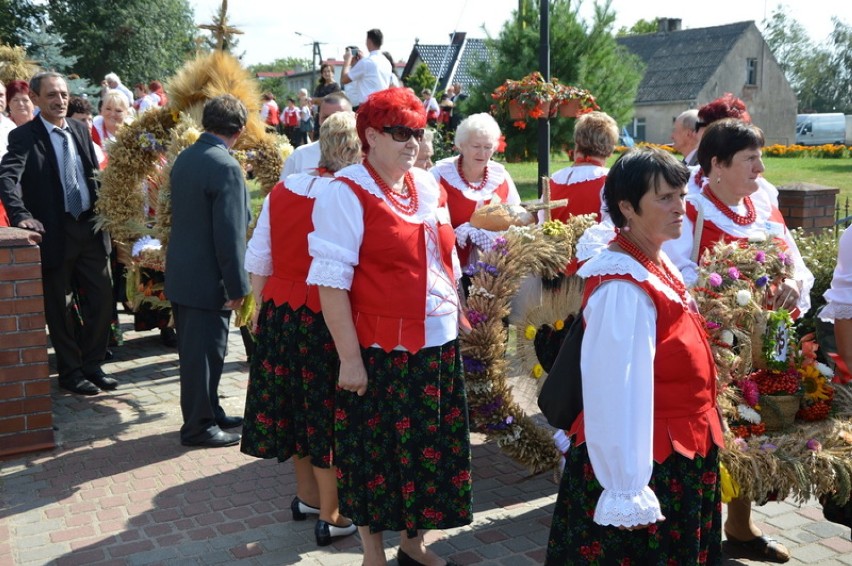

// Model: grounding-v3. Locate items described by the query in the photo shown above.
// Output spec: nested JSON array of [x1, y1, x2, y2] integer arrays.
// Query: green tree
[[617, 18, 658, 36], [19, 25, 98, 96], [0, 0, 45, 47], [763, 7, 852, 113], [469, 0, 643, 161], [46, 0, 196, 87], [403, 63, 438, 97]]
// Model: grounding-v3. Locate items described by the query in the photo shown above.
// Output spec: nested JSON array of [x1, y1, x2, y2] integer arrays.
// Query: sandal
[[724, 531, 790, 563]]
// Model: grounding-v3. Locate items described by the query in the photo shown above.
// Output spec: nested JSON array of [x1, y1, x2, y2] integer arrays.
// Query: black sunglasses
[[382, 125, 425, 142]]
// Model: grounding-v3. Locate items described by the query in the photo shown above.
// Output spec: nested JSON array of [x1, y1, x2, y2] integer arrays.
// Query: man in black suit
[[165, 95, 251, 448], [0, 72, 116, 396]]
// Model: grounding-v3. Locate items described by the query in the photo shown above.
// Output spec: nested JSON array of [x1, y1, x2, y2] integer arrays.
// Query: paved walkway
[[1, 313, 851, 565]]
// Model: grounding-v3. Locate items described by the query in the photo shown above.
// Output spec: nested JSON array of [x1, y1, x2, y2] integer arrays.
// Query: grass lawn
[[502, 156, 852, 206], [252, 155, 852, 215]]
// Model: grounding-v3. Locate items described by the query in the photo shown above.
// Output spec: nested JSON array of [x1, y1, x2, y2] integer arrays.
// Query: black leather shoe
[[290, 496, 320, 521], [160, 327, 177, 347], [216, 415, 243, 429], [181, 430, 241, 448], [58, 376, 100, 396], [314, 519, 356, 546], [85, 369, 118, 390]]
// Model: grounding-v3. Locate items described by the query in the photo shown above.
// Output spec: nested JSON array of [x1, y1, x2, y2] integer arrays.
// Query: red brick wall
[[0, 227, 54, 457], [777, 183, 839, 236]]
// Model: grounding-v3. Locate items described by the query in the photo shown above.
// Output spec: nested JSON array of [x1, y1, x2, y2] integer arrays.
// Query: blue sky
[[188, 0, 846, 66]]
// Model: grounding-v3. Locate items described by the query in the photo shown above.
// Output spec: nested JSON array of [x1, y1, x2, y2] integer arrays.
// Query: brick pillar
[[0, 227, 54, 457], [777, 182, 839, 236]]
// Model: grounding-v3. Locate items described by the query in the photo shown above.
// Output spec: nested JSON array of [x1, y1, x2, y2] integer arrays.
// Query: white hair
[[455, 113, 501, 147], [104, 72, 120, 83]]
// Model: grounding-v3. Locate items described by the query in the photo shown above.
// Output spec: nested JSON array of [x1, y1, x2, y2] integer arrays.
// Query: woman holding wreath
[[664, 119, 813, 563], [546, 147, 725, 564], [307, 87, 469, 566]]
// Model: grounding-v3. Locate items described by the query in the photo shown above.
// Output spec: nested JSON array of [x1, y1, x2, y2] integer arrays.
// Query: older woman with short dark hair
[[308, 87, 468, 566], [546, 147, 724, 565]]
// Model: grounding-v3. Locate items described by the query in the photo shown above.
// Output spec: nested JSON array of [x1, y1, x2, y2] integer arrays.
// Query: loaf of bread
[[469, 203, 535, 231]]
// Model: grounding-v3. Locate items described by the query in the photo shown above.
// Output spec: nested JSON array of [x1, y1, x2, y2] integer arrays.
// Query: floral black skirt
[[335, 340, 472, 537], [240, 301, 338, 467], [546, 443, 722, 566]]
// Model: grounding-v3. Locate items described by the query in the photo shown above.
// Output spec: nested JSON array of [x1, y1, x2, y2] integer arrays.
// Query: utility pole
[[537, 0, 550, 197]]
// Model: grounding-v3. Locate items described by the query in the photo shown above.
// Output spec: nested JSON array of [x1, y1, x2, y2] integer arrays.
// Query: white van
[[795, 113, 846, 146]]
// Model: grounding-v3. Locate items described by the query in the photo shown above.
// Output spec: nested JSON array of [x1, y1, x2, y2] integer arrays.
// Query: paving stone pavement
[[1, 312, 851, 565]]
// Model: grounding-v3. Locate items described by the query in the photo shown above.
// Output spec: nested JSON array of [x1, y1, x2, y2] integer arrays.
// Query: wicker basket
[[759, 394, 801, 432]]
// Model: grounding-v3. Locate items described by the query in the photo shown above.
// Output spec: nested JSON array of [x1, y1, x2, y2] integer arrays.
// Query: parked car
[[796, 113, 846, 146]]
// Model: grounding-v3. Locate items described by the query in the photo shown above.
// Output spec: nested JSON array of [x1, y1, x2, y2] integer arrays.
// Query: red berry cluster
[[751, 369, 801, 396], [797, 401, 831, 421], [731, 422, 766, 438]]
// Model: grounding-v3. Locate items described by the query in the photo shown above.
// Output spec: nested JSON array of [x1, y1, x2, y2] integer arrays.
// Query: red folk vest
[[570, 273, 725, 463], [261, 181, 321, 312], [686, 201, 788, 257], [549, 176, 605, 224], [339, 177, 456, 353]]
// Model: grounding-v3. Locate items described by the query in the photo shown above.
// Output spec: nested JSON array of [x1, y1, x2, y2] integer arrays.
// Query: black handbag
[[537, 310, 585, 430]]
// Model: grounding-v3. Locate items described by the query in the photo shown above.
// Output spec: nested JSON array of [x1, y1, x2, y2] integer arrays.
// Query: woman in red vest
[[431, 112, 520, 269], [241, 112, 361, 546], [547, 111, 619, 224], [664, 119, 812, 563], [546, 148, 725, 564], [308, 87, 469, 566]]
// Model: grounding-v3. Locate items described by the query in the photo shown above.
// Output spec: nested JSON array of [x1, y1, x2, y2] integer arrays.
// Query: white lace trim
[[551, 164, 608, 186], [594, 486, 663, 528], [432, 157, 508, 200], [335, 164, 440, 223], [244, 248, 273, 277], [687, 188, 776, 239], [577, 248, 686, 304], [819, 302, 852, 322], [305, 257, 353, 290]]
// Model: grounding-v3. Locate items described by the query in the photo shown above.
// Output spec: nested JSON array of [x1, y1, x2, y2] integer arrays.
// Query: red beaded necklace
[[695, 168, 756, 226], [614, 233, 688, 303], [363, 160, 419, 215], [456, 155, 489, 191]]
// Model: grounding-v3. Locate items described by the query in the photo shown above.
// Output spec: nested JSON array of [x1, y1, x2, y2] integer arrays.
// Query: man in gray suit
[[165, 95, 251, 448]]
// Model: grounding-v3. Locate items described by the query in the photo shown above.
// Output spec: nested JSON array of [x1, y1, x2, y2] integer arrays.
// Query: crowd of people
[[2, 28, 850, 565]]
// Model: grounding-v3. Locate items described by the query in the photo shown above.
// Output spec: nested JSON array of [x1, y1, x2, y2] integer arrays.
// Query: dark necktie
[[53, 127, 83, 219]]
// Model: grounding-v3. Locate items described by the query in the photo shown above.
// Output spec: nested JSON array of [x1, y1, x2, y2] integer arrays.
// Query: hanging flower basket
[[508, 100, 526, 120], [557, 99, 581, 118]]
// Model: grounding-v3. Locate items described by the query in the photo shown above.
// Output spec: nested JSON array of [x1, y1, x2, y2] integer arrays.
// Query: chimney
[[450, 32, 467, 44], [657, 18, 682, 33]]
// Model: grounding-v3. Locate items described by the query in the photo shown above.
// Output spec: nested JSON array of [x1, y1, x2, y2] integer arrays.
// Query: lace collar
[[578, 248, 686, 304], [432, 156, 507, 197], [551, 164, 608, 186], [335, 163, 439, 222]]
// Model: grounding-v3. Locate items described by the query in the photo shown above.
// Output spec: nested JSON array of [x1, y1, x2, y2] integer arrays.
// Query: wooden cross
[[520, 176, 567, 222], [198, 0, 244, 51]]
